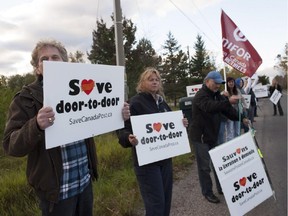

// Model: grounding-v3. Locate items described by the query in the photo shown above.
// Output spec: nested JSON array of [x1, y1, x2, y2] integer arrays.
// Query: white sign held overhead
[[43, 61, 125, 149], [131, 111, 191, 166]]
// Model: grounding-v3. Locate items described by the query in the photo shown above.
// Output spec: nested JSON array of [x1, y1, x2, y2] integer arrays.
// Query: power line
[[168, 0, 220, 49], [135, 0, 148, 38], [190, 0, 219, 40]]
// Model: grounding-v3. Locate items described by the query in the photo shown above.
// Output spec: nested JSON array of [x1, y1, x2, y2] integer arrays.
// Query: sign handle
[[248, 122, 276, 201]]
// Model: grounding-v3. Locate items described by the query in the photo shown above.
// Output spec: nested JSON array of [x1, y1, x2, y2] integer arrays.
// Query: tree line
[[1, 15, 286, 105]]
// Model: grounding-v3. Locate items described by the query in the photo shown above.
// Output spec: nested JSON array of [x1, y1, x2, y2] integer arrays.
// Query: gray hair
[[30, 39, 68, 74]]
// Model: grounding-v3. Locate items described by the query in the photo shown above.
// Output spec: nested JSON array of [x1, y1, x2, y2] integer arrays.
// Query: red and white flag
[[221, 10, 262, 77]]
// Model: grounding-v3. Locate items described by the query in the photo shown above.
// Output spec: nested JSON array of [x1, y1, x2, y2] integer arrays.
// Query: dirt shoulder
[[134, 159, 230, 216], [169, 160, 230, 216]]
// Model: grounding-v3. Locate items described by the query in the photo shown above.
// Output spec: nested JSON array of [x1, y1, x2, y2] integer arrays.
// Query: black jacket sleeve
[[116, 119, 133, 148]]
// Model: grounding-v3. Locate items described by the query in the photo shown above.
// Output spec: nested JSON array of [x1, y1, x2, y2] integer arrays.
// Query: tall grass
[[0, 131, 193, 215], [0, 165, 40, 216], [92, 132, 142, 215]]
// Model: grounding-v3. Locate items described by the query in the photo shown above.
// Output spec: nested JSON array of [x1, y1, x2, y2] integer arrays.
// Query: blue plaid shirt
[[59, 140, 91, 200]]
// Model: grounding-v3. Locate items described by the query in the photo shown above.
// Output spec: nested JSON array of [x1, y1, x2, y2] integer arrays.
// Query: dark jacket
[[117, 92, 171, 166], [269, 84, 282, 95], [249, 88, 257, 106], [190, 84, 241, 146], [2, 77, 98, 203]]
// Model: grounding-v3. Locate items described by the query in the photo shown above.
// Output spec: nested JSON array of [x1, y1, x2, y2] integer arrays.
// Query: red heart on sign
[[239, 177, 246, 186], [81, 79, 95, 95], [153, 123, 162, 132], [194, 88, 198, 91], [236, 148, 241, 154]]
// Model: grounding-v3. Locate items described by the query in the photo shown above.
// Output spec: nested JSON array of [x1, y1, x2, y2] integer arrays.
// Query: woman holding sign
[[223, 77, 244, 141], [117, 68, 188, 216]]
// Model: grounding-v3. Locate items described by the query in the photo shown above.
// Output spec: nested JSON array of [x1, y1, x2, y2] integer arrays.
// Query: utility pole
[[187, 45, 190, 70], [114, 0, 128, 100]]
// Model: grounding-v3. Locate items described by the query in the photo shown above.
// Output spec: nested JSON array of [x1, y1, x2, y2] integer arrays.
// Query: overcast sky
[[1, 0, 287, 77]]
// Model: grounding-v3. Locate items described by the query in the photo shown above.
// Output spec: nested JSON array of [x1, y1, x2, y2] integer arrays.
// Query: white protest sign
[[186, 84, 202, 97], [253, 84, 268, 98], [209, 132, 273, 216], [269, 89, 282, 105], [220, 162, 272, 216], [43, 61, 124, 149], [242, 94, 251, 109], [131, 110, 191, 166]]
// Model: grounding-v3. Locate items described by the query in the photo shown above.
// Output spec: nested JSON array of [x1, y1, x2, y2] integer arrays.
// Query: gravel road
[[169, 160, 231, 216], [134, 158, 231, 216], [135, 97, 286, 216]]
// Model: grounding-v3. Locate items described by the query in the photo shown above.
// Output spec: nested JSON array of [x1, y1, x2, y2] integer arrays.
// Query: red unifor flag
[[221, 10, 262, 77]]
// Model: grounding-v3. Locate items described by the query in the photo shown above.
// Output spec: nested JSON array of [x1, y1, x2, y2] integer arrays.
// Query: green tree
[[0, 87, 15, 143], [7, 73, 35, 91], [1, 73, 35, 146], [276, 43, 288, 73], [7, 74, 23, 90], [88, 15, 162, 99], [274, 43, 288, 89], [87, 18, 116, 65], [190, 34, 215, 81], [69, 51, 85, 63], [87, 16, 137, 66], [126, 38, 161, 97], [0, 75, 8, 87], [258, 75, 269, 85], [223, 67, 245, 79], [121, 16, 137, 61], [160, 32, 189, 106]]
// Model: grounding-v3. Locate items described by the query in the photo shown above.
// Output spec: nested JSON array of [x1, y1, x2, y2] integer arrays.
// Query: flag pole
[[223, 63, 227, 92]]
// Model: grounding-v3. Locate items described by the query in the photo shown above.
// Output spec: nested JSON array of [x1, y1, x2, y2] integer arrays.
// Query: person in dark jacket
[[190, 71, 248, 204], [269, 78, 284, 116], [2, 39, 130, 216], [117, 67, 188, 216]]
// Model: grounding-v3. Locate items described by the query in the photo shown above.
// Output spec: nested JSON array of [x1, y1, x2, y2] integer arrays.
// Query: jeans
[[192, 140, 221, 196], [134, 159, 173, 216], [226, 120, 241, 141], [217, 121, 226, 145], [248, 105, 256, 125], [40, 181, 93, 216]]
